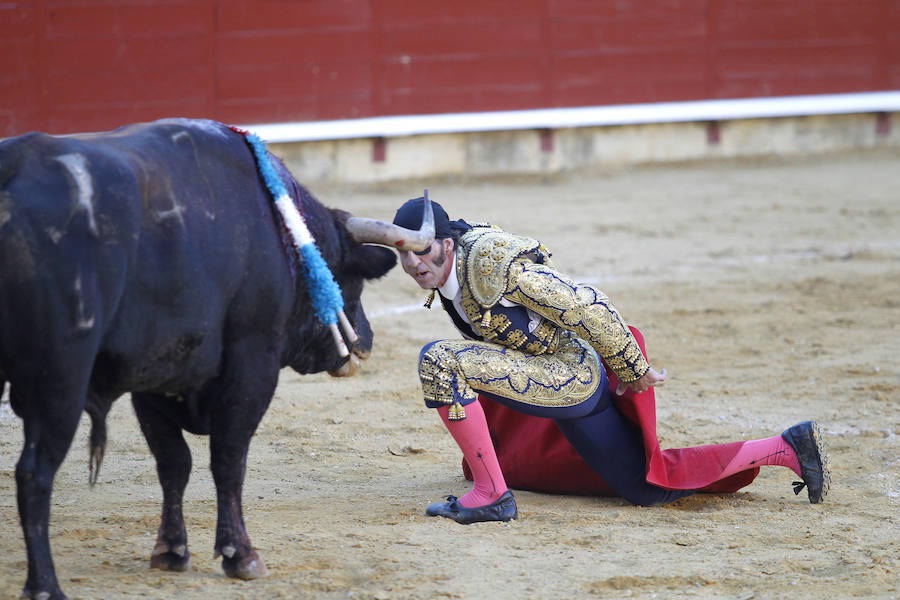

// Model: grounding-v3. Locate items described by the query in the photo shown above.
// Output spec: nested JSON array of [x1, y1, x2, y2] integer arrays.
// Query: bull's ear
[[346, 244, 397, 280]]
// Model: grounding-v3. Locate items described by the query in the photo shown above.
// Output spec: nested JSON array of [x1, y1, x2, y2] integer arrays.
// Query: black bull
[[0, 119, 410, 599]]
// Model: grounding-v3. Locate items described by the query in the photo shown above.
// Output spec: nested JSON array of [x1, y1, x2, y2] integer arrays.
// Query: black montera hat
[[393, 196, 452, 239]]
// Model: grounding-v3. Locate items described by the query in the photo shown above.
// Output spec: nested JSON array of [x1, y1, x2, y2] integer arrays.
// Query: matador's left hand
[[615, 367, 667, 396]]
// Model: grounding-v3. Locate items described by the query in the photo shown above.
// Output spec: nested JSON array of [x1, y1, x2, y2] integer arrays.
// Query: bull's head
[[287, 198, 435, 378], [329, 197, 435, 377]]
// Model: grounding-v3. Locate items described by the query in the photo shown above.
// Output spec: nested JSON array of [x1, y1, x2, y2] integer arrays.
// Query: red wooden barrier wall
[[2, 0, 899, 137]]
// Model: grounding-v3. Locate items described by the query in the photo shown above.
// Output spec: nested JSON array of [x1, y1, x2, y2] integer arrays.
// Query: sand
[[2, 149, 898, 599]]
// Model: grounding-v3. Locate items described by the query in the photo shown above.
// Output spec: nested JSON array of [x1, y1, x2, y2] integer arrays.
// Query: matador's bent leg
[[416, 337, 605, 519], [417, 336, 605, 419]]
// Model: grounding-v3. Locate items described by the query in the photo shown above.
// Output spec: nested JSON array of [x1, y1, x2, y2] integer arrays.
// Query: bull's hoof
[[150, 541, 191, 572], [19, 588, 66, 600], [221, 549, 268, 580]]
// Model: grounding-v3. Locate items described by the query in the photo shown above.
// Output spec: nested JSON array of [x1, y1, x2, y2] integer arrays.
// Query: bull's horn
[[344, 192, 435, 252]]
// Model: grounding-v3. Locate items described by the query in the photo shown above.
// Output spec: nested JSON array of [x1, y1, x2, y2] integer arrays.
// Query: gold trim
[[505, 261, 649, 382], [418, 336, 602, 409], [459, 227, 542, 308]]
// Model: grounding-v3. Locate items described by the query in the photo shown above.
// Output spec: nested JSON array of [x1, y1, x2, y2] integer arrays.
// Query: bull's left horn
[[344, 193, 435, 252]]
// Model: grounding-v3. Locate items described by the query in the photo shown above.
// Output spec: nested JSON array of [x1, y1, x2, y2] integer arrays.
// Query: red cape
[[463, 327, 759, 496]]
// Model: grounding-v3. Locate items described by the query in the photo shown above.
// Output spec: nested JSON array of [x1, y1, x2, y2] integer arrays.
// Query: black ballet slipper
[[425, 490, 518, 524], [781, 420, 831, 504]]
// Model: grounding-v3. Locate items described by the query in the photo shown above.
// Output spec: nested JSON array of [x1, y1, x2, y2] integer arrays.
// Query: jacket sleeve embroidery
[[503, 259, 650, 383]]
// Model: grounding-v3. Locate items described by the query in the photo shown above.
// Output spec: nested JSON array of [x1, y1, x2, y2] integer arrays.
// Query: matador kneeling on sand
[[389, 195, 830, 524]]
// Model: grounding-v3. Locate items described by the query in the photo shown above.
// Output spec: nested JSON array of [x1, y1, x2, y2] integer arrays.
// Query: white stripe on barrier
[[240, 91, 900, 144]]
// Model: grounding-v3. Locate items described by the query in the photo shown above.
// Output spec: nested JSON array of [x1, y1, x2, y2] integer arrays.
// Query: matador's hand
[[615, 367, 667, 396]]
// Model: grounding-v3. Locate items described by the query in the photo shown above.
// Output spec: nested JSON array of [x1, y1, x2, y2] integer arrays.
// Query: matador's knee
[[418, 341, 478, 420]]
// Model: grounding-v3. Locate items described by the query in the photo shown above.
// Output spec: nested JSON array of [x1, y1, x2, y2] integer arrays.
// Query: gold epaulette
[[458, 226, 544, 309]]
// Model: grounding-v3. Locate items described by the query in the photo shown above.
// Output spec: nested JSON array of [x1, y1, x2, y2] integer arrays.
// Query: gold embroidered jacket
[[453, 225, 650, 383]]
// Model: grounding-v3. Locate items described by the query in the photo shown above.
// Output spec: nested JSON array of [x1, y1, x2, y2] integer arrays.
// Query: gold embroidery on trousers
[[417, 335, 602, 409]]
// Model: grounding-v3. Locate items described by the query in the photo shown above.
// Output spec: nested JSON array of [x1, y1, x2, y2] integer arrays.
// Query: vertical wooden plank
[[705, 0, 717, 99], [206, 0, 217, 120], [36, 0, 49, 132], [539, 0, 553, 107], [0, 1, 41, 135], [876, 0, 895, 90], [372, 0, 386, 116]]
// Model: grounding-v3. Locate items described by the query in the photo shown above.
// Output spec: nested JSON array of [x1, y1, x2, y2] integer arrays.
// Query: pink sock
[[437, 400, 508, 508], [720, 434, 801, 479]]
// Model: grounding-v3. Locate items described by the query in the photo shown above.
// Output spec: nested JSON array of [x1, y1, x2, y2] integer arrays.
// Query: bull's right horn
[[343, 192, 435, 252]]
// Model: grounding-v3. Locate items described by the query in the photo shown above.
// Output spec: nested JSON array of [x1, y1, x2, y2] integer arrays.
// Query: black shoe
[[781, 420, 831, 504], [425, 490, 518, 524]]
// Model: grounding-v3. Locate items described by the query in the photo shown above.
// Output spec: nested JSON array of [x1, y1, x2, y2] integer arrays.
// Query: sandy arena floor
[[2, 149, 898, 599]]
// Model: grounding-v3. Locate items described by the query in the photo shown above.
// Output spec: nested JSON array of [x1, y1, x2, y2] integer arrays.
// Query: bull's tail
[[86, 399, 111, 487]]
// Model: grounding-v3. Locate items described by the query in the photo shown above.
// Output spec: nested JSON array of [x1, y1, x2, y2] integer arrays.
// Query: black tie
[[438, 293, 478, 339]]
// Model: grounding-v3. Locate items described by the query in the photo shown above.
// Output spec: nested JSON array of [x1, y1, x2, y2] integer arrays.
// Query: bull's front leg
[[207, 337, 280, 580], [13, 384, 86, 600], [131, 393, 193, 572]]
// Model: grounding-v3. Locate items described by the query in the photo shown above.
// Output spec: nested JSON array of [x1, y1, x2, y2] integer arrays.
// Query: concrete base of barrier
[[270, 112, 898, 184]]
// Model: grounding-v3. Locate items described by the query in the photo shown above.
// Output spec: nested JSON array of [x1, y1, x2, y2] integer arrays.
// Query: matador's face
[[399, 237, 455, 290]]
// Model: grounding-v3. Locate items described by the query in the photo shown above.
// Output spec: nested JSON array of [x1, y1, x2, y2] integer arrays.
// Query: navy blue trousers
[[474, 383, 695, 506], [553, 391, 695, 506]]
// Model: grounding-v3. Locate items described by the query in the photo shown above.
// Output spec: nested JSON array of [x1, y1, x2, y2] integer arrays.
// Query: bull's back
[[0, 119, 290, 395], [0, 129, 144, 377], [94, 120, 291, 393]]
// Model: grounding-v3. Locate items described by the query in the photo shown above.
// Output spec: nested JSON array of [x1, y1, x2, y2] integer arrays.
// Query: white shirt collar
[[438, 251, 460, 299]]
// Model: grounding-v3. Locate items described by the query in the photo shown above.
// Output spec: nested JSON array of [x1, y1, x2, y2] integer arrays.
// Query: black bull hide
[[0, 118, 397, 599]]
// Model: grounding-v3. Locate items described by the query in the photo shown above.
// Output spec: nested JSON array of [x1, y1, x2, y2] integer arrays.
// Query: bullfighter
[[390, 196, 830, 524]]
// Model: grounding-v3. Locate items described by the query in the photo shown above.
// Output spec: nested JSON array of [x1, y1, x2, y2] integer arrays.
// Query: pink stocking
[[437, 400, 508, 508], [718, 434, 801, 480]]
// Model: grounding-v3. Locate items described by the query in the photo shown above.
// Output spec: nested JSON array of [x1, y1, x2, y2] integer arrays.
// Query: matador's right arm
[[502, 259, 651, 383]]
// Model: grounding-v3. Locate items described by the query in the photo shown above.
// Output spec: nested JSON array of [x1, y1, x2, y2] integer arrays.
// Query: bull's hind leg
[[11, 377, 90, 600], [131, 393, 193, 572], [207, 335, 280, 580]]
